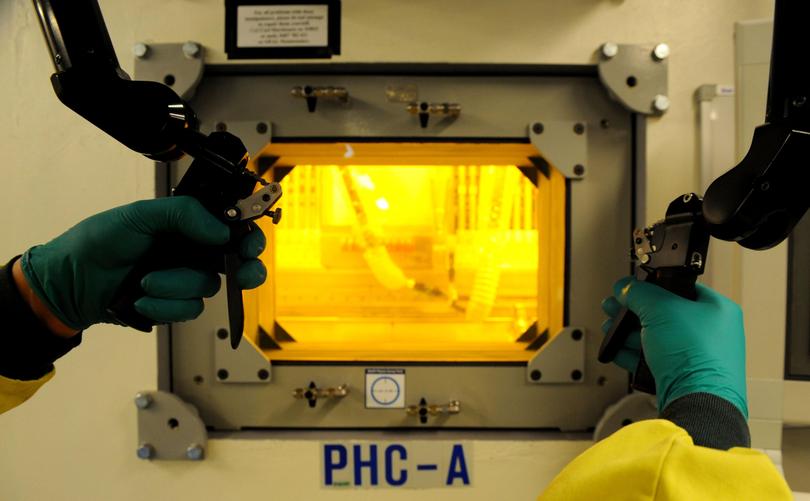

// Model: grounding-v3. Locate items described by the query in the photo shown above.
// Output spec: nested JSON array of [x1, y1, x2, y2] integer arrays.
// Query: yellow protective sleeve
[[539, 419, 791, 501], [0, 369, 54, 414]]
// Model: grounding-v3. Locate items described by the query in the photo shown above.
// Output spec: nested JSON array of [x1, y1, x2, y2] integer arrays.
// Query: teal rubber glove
[[601, 276, 748, 418], [21, 196, 267, 331]]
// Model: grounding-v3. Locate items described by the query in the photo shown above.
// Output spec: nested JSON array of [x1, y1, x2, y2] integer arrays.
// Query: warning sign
[[237, 5, 329, 48]]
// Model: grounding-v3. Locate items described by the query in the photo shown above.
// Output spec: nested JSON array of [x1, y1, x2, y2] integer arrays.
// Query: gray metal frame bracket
[[597, 43, 670, 115], [201, 121, 274, 158], [213, 327, 273, 384], [135, 390, 208, 461], [133, 42, 205, 100], [528, 121, 588, 179], [526, 327, 586, 384]]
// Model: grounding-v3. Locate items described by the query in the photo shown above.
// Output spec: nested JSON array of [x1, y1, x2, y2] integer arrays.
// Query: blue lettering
[[353, 444, 379, 486], [446, 444, 470, 485], [324, 444, 347, 485], [385, 444, 408, 486]]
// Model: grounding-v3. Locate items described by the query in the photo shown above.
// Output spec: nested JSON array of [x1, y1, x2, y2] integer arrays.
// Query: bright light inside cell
[[343, 143, 355, 158], [375, 197, 390, 211], [356, 174, 375, 190]]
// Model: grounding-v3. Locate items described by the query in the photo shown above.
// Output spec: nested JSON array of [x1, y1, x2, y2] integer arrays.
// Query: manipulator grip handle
[[105, 235, 231, 332], [598, 276, 698, 395], [598, 305, 657, 393]]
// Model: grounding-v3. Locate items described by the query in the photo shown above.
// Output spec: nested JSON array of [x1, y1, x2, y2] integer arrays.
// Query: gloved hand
[[20, 196, 266, 331], [601, 276, 748, 418]]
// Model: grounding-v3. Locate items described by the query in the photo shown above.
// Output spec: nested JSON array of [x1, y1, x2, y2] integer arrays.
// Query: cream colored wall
[[0, 0, 776, 499]]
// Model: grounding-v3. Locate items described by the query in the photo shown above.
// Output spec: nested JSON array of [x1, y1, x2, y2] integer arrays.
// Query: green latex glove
[[601, 276, 748, 418], [21, 196, 267, 331]]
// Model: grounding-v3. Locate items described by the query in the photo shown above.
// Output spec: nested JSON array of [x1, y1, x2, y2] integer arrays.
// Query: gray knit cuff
[[660, 392, 750, 450]]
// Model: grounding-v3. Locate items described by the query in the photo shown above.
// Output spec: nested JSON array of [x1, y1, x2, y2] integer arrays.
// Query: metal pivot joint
[[406, 398, 461, 424], [407, 101, 461, 128], [234, 182, 283, 224], [293, 382, 349, 408], [291, 85, 349, 112], [135, 390, 207, 461], [597, 42, 670, 115]]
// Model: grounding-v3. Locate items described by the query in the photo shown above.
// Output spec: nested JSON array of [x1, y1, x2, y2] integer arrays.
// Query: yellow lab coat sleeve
[[539, 419, 791, 501], [0, 369, 54, 414]]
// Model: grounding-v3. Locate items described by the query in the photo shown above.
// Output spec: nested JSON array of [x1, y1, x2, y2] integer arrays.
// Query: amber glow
[[243, 143, 566, 362]]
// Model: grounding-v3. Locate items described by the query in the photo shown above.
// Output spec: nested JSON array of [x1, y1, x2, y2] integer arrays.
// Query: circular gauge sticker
[[365, 369, 405, 408], [370, 376, 400, 405]]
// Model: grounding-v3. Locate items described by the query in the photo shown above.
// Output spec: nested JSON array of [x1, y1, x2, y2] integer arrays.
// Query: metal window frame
[[133, 52, 664, 437]]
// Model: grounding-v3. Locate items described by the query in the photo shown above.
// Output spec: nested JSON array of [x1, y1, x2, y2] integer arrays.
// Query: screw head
[[252, 203, 263, 213], [571, 369, 583, 381], [134, 393, 152, 409], [792, 96, 807, 108], [601, 42, 618, 59], [182, 42, 201, 59], [652, 94, 671, 112], [532, 122, 544, 134], [652, 43, 670, 61], [225, 208, 239, 219], [573, 164, 586, 177], [186, 444, 204, 461], [137, 444, 154, 460], [573, 123, 585, 135], [256, 122, 268, 134], [132, 43, 149, 59], [530, 369, 542, 381]]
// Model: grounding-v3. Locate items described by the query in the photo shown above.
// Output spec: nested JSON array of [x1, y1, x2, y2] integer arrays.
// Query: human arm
[[601, 277, 749, 449], [0, 196, 266, 412]]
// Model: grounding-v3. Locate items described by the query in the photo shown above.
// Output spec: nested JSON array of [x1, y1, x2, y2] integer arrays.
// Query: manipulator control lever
[[293, 382, 349, 408], [291, 85, 349, 112], [406, 397, 461, 424], [407, 101, 461, 128]]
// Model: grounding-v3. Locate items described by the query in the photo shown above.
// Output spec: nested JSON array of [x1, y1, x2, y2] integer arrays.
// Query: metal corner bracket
[[201, 121, 274, 159], [213, 326, 273, 384], [135, 390, 208, 461], [133, 42, 205, 100], [526, 326, 586, 384], [597, 42, 670, 115], [528, 121, 588, 179]]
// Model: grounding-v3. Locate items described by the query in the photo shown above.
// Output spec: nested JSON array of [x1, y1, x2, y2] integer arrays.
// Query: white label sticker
[[365, 369, 405, 409], [237, 5, 329, 48], [321, 441, 472, 489]]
